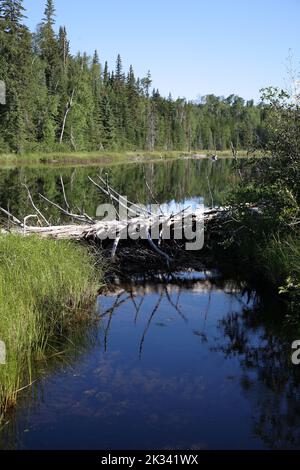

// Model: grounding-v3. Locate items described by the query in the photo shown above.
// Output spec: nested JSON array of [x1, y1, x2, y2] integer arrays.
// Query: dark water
[[1, 158, 300, 450], [0, 158, 235, 219]]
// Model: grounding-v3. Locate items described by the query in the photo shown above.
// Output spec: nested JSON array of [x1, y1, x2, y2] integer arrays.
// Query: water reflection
[[1, 271, 297, 450], [0, 158, 236, 222], [215, 301, 300, 449], [1, 158, 299, 450], [99, 273, 243, 358]]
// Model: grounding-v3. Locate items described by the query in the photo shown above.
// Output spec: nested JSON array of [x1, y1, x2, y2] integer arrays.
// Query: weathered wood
[[0, 177, 230, 263]]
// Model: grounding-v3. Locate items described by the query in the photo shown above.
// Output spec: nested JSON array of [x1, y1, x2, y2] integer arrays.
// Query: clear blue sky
[[23, 0, 300, 102]]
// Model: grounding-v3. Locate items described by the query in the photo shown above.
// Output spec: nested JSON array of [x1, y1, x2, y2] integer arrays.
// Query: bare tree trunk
[[59, 88, 75, 144]]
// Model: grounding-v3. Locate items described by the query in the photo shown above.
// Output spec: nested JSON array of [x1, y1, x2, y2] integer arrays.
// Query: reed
[[0, 235, 100, 411]]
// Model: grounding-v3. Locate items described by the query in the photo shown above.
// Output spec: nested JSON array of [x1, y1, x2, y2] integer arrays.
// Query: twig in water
[[22, 183, 50, 226], [60, 175, 70, 210]]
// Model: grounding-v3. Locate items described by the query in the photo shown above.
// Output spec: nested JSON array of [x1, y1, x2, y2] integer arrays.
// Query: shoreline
[[0, 150, 251, 168]]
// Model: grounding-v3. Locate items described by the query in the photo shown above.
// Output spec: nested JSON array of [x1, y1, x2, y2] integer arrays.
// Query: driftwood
[[0, 176, 228, 265]]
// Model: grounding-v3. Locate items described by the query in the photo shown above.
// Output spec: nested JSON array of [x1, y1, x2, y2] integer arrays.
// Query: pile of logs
[[0, 175, 228, 266]]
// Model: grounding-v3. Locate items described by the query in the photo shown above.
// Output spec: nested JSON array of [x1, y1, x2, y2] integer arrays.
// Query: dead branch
[[22, 184, 50, 226]]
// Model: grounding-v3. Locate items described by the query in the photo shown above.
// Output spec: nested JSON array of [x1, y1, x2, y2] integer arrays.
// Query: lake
[[1, 157, 300, 450]]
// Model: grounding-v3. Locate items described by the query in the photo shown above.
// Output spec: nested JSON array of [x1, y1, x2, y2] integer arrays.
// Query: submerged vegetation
[[0, 235, 99, 411]]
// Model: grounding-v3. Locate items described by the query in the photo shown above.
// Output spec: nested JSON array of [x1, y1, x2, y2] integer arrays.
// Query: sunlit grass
[[0, 150, 190, 166], [0, 235, 100, 411], [0, 149, 251, 168]]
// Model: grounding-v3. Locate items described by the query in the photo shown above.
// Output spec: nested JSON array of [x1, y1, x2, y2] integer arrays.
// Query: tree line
[[0, 0, 266, 154]]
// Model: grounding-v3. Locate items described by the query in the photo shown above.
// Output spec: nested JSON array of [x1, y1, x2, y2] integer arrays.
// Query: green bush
[[226, 88, 300, 304]]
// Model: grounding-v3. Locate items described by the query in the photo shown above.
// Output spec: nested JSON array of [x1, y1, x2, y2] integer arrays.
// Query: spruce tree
[[0, 0, 32, 152], [58, 26, 69, 70], [103, 61, 109, 86], [93, 50, 99, 65], [39, 0, 59, 90], [115, 54, 124, 83], [44, 0, 55, 25], [0, 0, 265, 153], [0, 0, 25, 31], [88, 50, 103, 150], [100, 94, 115, 148]]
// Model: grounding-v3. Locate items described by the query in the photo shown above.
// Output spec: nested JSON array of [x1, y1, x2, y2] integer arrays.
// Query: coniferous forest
[[1, 0, 300, 456], [0, 0, 266, 154]]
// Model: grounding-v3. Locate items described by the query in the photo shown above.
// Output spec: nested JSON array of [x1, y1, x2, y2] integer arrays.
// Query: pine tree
[[103, 61, 109, 86], [88, 50, 103, 150], [58, 26, 69, 71], [91, 50, 101, 86], [0, 0, 25, 31], [0, 0, 32, 152], [100, 94, 115, 148], [44, 0, 55, 25], [115, 53, 124, 83], [0, 0, 265, 153], [141, 70, 152, 98], [93, 49, 99, 65], [39, 0, 59, 90]]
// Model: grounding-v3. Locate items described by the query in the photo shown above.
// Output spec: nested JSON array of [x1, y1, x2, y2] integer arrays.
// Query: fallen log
[[0, 176, 229, 265]]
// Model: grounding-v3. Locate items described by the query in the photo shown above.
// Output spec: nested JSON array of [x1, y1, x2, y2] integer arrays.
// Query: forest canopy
[[0, 0, 266, 154]]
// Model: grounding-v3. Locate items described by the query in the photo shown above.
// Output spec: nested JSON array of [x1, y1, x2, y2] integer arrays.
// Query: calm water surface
[[0, 158, 299, 450]]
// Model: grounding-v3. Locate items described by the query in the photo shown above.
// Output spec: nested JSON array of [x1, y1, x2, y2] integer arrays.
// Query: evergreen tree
[[58, 26, 69, 71], [115, 53, 124, 83], [100, 94, 115, 148], [0, 0, 32, 152], [0, 0, 266, 154], [39, 0, 59, 90], [103, 61, 109, 86], [141, 70, 152, 98], [0, 0, 25, 31]]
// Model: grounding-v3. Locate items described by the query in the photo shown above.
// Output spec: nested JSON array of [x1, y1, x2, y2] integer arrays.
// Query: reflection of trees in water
[[215, 302, 300, 449], [99, 284, 187, 358], [99, 274, 240, 357], [0, 159, 236, 222], [0, 320, 99, 449]]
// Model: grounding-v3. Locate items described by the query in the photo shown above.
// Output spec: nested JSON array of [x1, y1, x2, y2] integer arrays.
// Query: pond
[[1, 157, 300, 450], [0, 157, 235, 219]]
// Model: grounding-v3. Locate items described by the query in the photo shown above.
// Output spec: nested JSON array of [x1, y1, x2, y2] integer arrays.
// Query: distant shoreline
[[0, 150, 251, 168]]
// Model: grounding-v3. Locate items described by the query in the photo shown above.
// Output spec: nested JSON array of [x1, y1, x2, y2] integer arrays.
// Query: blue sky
[[23, 0, 300, 101]]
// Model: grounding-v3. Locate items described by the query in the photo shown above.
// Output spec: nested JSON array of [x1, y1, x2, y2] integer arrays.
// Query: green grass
[[0, 235, 101, 411], [0, 149, 250, 167], [0, 150, 190, 166], [259, 235, 300, 290]]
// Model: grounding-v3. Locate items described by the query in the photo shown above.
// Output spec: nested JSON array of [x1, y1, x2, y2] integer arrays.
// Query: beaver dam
[[0, 175, 236, 271]]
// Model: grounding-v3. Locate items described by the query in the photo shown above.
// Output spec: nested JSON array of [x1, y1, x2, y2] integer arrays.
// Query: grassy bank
[[0, 150, 189, 166], [259, 236, 300, 288], [0, 235, 100, 411], [0, 149, 250, 167]]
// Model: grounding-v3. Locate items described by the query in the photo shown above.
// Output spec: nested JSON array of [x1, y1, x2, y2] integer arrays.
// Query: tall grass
[[259, 235, 300, 288], [0, 235, 100, 411]]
